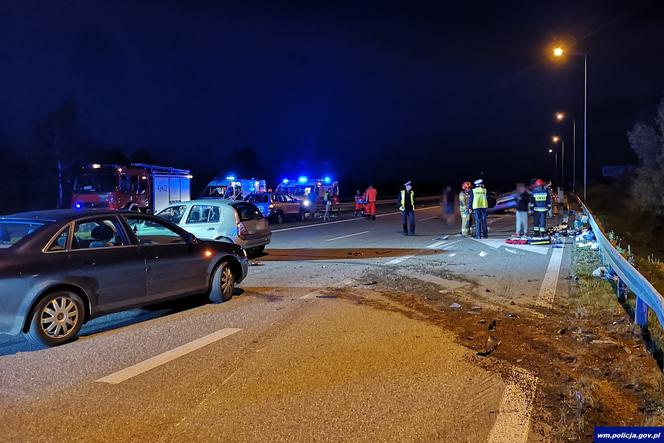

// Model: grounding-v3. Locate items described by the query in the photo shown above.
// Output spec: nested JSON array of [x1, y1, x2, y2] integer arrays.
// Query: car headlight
[[303, 200, 310, 207]]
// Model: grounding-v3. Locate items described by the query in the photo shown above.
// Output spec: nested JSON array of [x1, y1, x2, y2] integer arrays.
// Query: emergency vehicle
[[200, 177, 267, 200], [275, 177, 339, 219], [71, 163, 192, 213]]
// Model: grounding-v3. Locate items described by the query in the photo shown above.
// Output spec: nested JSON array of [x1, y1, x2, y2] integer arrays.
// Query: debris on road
[[449, 302, 462, 310], [477, 334, 501, 357], [363, 281, 377, 286], [250, 261, 264, 266], [488, 320, 496, 331]]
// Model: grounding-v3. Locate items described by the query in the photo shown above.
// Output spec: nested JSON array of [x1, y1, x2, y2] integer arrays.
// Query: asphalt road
[[0, 205, 571, 442]]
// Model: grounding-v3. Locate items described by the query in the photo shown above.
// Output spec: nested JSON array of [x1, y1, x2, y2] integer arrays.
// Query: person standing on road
[[529, 179, 552, 237], [469, 179, 488, 239], [354, 189, 365, 217], [400, 181, 416, 235], [514, 182, 530, 237], [459, 182, 473, 236], [365, 185, 377, 220], [323, 189, 332, 221]]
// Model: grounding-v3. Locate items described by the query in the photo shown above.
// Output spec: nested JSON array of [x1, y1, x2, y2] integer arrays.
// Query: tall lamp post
[[555, 112, 576, 192], [551, 135, 564, 187], [553, 46, 588, 200]]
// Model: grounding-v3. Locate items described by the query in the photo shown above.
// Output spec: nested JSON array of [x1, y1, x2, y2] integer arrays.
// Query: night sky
[[2, 0, 664, 193]]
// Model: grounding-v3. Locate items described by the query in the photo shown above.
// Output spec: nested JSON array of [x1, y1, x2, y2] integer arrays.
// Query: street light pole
[[583, 54, 588, 200], [561, 139, 565, 188], [573, 119, 576, 192]]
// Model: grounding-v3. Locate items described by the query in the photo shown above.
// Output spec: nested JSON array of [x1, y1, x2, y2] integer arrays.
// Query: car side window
[[283, 195, 294, 202], [125, 216, 186, 246], [46, 226, 70, 252], [186, 205, 221, 224], [72, 218, 127, 250]]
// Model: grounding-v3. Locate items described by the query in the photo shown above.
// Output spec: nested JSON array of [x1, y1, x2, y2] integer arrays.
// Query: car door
[[68, 216, 147, 313], [123, 215, 208, 301], [183, 204, 223, 240], [282, 194, 300, 216]]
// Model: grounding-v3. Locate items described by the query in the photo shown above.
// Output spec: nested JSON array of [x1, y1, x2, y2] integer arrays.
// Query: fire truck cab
[[71, 163, 192, 213]]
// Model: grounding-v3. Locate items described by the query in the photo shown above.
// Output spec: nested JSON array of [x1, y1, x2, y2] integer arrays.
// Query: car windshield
[[156, 205, 188, 224], [247, 193, 269, 203], [73, 173, 118, 193], [0, 220, 46, 248]]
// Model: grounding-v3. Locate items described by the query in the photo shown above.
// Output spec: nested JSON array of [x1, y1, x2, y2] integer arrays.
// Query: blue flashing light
[[75, 203, 82, 209], [225, 175, 236, 181], [282, 178, 289, 184], [323, 176, 332, 184], [298, 176, 308, 184]]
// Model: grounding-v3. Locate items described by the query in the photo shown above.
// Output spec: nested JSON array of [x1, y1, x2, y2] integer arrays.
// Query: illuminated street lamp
[[552, 44, 588, 200], [555, 112, 565, 121]]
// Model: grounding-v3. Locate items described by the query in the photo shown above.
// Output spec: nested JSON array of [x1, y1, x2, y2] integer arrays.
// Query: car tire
[[275, 211, 284, 224], [208, 261, 235, 303], [26, 291, 85, 347]]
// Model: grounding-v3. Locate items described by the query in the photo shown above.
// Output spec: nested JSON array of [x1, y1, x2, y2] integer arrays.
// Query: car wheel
[[26, 291, 85, 347], [209, 262, 235, 303], [275, 211, 284, 224]]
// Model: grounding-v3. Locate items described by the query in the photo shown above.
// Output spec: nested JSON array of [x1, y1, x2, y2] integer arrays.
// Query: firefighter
[[469, 179, 488, 239], [400, 181, 416, 235], [459, 181, 473, 236], [354, 189, 365, 217], [529, 179, 552, 237], [365, 185, 378, 220]]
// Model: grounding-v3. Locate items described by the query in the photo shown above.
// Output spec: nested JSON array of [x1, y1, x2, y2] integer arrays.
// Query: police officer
[[469, 179, 488, 239], [459, 182, 473, 236], [400, 181, 415, 235], [529, 179, 552, 237]]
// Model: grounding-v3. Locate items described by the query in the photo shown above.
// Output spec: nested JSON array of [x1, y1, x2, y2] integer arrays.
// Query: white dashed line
[[96, 328, 242, 384], [536, 242, 565, 309], [479, 251, 488, 257], [325, 231, 369, 242], [385, 255, 415, 265]]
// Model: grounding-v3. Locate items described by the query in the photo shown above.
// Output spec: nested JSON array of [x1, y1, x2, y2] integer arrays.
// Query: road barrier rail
[[335, 195, 441, 210], [577, 197, 664, 328]]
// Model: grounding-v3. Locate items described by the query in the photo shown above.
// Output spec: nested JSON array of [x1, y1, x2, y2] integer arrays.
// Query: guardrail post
[[635, 296, 649, 327], [616, 277, 626, 303]]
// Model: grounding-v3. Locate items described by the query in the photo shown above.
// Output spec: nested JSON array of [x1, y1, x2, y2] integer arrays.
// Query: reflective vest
[[530, 189, 550, 212], [472, 187, 488, 209], [400, 190, 415, 211]]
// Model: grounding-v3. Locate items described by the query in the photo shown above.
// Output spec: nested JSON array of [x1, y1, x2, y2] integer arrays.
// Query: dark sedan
[[0, 209, 249, 346]]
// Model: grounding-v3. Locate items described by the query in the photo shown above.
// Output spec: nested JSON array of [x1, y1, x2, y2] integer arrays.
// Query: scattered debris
[[488, 320, 497, 331], [557, 328, 567, 335], [477, 334, 501, 357], [591, 339, 619, 346], [316, 294, 337, 299], [436, 235, 450, 241], [478, 319, 487, 324], [249, 261, 264, 266], [470, 306, 482, 311], [506, 312, 518, 319], [485, 288, 491, 293], [562, 355, 577, 364], [592, 266, 608, 279], [449, 302, 462, 310], [363, 281, 377, 286]]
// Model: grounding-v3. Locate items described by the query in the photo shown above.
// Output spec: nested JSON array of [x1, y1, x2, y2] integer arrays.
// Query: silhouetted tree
[[628, 97, 664, 215]]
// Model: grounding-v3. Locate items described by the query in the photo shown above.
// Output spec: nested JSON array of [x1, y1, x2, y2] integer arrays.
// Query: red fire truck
[[71, 163, 192, 213]]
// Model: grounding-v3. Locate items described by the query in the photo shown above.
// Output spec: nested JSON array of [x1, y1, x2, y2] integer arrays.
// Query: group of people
[[354, 182, 415, 235], [458, 178, 554, 239], [458, 179, 489, 239], [354, 185, 378, 220]]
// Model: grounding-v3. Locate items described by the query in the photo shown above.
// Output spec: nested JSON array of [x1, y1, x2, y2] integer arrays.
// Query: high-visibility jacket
[[400, 190, 415, 212], [471, 187, 488, 209], [529, 186, 551, 212]]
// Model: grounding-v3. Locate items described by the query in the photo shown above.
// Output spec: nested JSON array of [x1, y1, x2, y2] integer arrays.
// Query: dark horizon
[[2, 0, 664, 208]]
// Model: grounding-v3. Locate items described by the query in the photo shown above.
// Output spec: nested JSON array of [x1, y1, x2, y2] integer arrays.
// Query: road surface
[[0, 205, 574, 442]]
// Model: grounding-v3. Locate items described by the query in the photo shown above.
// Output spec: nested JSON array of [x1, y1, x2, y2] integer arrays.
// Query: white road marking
[[472, 238, 549, 256], [325, 230, 369, 242], [479, 251, 488, 257], [504, 248, 523, 255], [448, 253, 457, 257], [426, 240, 448, 249], [385, 255, 415, 265], [536, 242, 565, 309], [96, 328, 242, 384], [271, 207, 435, 233], [488, 367, 538, 443]]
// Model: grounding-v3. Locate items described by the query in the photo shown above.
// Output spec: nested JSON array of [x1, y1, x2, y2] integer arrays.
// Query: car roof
[[1, 209, 125, 223]]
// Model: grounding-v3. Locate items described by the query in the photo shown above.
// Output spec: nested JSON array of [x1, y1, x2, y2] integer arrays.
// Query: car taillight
[[237, 223, 248, 237]]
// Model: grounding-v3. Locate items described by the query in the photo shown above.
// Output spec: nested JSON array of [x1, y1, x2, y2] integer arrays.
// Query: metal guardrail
[[577, 197, 664, 328], [335, 195, 441, 210]]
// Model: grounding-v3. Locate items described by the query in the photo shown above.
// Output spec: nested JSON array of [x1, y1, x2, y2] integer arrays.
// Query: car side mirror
[[185, 232, 198, 245]]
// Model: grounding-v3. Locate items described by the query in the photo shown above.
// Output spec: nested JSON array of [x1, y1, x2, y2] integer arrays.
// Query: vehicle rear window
[[232, 202, 263, 221], [0, 220, 45, 248]]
